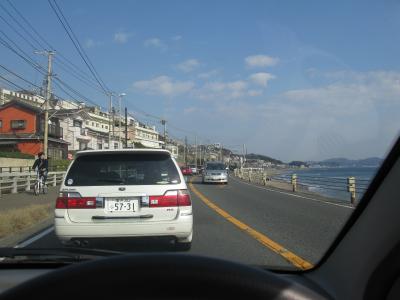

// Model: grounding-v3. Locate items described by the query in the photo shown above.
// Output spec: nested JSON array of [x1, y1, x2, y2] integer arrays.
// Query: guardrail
[[0, 166, 68, 173], [0, 171, 66, 197], [234, 168, 370, 205]]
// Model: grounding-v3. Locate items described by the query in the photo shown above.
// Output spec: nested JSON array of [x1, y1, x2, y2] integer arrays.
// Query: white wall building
[[134, 122, 163, 148], [166, 144, 179, 159], [0, 88, 45, 106]]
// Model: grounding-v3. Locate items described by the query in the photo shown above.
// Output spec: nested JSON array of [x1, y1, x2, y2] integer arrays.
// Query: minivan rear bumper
[[55, 215, 193, 242]]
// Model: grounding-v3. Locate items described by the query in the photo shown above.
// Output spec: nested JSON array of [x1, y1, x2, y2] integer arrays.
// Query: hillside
[[311, 157, 383, 167], [245, 153, 283, 164]]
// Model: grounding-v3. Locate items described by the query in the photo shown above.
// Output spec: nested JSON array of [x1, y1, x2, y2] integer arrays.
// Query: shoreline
[[241, 168, 353, 204]]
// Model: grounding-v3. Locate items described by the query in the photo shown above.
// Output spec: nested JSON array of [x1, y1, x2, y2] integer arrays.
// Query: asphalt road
[[15, 175, 353, 270]]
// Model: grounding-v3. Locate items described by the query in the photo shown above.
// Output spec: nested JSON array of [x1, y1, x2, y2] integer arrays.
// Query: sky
[[1, 0, 400, 161]]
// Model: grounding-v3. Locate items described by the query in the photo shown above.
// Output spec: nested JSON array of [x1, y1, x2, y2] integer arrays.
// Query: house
[[55, 108, 93, 151], [86, 106, 121, 149], [134, 121, 163, 149], [166, 143, 179, 159], [0, 88, 45, 107], [0, 100, 69, 159]]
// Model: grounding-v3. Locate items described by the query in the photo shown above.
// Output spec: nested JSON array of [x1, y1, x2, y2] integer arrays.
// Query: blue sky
[[1, 0, 400, 161]]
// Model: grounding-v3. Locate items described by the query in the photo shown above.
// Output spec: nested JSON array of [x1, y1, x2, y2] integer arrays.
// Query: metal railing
[[0, 171, 66, 197], [234, 168, 370, 205], [0, 165, 69, 173]]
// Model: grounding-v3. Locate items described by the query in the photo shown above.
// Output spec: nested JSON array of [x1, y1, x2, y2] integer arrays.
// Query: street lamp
[[118, 93, 126, 148]]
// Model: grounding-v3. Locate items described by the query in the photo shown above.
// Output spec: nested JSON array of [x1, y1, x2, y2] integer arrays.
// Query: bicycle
[[34, 171, 48, 195]]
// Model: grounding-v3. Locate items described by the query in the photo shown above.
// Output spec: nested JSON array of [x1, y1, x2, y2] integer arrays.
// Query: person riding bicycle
[[33, 152, 48, 185]]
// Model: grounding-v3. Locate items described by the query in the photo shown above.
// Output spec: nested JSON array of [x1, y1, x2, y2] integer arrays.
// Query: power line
[[53, 59, 106, 94], [0, 63, 98, 109], [5, 0, 106, 93], [0, 64, 42, 90], [0, 74, 29, 91], [53, 77, 100, 107], [0, 10, 38, 50], [0, 33, 47, 75], [0, 22, 104, 109], [48, 0, 110, 94]]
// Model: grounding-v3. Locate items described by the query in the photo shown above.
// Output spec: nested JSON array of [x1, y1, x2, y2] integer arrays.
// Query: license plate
[[107, 199, 138, 212]]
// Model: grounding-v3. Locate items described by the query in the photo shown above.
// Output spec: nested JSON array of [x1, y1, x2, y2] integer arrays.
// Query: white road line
[[14, 226, 55, 248], [229, 176, 354, 209]]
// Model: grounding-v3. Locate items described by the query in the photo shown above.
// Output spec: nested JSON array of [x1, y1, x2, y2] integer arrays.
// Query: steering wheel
[[0, 254, 326, 299]]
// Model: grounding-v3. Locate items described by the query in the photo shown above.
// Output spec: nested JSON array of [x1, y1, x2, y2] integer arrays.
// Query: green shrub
[[0, 151, 35, 159], [48, 159, 71, 171]]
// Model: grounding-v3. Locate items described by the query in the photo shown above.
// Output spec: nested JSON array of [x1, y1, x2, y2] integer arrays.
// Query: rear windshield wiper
[[0, 247, 122, 262]]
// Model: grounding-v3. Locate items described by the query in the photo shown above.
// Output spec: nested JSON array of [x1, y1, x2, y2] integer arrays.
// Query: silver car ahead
[[202, 162, 228, 184]]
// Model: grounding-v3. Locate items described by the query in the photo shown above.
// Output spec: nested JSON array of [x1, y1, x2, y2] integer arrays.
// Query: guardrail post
[[12, 177, 17, 193], [52, 173, 57, 187], [26, 174, 31, 191], [291, 174, 297, 192], [347, 177, 356, 205], [249, 169, 252, 182]]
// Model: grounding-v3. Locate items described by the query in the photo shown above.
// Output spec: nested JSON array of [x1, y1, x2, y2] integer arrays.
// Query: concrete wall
[[0, 157, 35, 168]]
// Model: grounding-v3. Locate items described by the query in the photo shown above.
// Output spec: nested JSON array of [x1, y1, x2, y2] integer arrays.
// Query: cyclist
[[32, 152, 48, 186]]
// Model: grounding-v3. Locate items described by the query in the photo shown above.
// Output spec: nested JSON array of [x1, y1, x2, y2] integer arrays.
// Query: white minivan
[[55, 149, 193, 250]]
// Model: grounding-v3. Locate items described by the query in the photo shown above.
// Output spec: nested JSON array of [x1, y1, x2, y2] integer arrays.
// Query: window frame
[[10, 119, 26, 130]]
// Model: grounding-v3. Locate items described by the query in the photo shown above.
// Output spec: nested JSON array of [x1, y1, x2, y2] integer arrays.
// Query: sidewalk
[[0, 186, 59, 212]]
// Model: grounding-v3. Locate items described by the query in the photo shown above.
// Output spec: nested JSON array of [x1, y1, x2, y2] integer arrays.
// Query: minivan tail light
[[149, 190, 191, 207], [149, 190, 178, 207], [56, 192, 96, 209], [177, 190, 191, 206]]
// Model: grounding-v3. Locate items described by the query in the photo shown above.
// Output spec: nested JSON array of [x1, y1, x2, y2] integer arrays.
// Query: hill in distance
[[309, 157, 383, 167], [245, 153, 283, 165]]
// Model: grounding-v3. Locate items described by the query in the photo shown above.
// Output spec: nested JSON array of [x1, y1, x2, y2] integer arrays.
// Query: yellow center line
[[189, 179, 314, 271]]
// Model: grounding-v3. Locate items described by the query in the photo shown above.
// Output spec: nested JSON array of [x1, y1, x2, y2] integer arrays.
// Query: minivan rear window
[[65, 153, 181, 186]]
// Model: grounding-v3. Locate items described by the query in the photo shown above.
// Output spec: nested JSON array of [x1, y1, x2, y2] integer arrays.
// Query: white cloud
[[249, 72, 275, 87], [245, 55, 279, 68], [144, 38, 167, 51], [198, 69, 219, 79], [195, 72, 274, 99], [172, 35, 182, 41], [133, 75, 194, 97], [176, 59, 200, 72], [248, 89, 263, 97], [184, 107, 198, 114], [251, 70, 400, 160], [114, 31, 133, 44], [84, 38, 102, 48], [196, 80, 248, 100]]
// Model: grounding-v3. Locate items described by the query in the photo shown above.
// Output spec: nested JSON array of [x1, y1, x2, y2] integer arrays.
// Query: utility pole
[[125, 107, 128, 148], [36, 50, 54, 158], [199, 140, 202, 166], [184, 136, 188, 165], [242, 144, 245, 168], [108, 93, 113, 149], [194, 136, 197, 167], [161, 119, 167, 149]]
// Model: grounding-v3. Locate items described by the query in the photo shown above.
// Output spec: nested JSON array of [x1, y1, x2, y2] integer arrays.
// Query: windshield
[[0, 0, 399, 272], [206, 164, 226, 171]]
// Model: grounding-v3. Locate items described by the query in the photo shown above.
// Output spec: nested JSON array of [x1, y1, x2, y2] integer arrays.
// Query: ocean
[[276, 167, 379, 202]]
